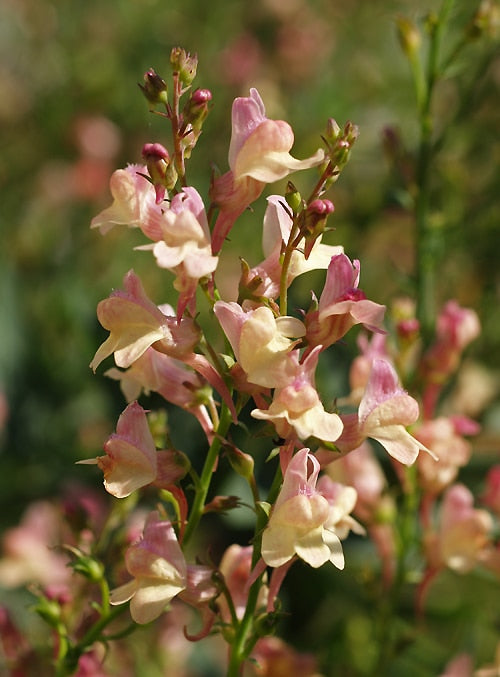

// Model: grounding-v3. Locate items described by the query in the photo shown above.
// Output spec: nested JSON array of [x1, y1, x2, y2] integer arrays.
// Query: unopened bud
[[142, 142, 177, 203], [224, 442, 255, 481], [396, 16, 421, 56], [203, 495, 240, 514], [170, 47, 198, 86], [325, 118, 342, 143], [139, 68, 168, 108], [301, 199, 335, 259], [33, 596, 62, 627], [285, 181, 302, 214]]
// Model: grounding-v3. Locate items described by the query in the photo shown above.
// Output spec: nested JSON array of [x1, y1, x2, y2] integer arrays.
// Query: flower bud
[[183, 88, 212, 129], [142, 142, 178, 203], [325, 118, 342, 143], [301, 199, 335, 259], [139, 68, 168, 108], [33, 596, 62, 628], [396, 16, 421, 56], [170, 47, 198, 86], [203, 495, 240, 514], [224, 442, 255, 481], [285, 181, 303, 214]]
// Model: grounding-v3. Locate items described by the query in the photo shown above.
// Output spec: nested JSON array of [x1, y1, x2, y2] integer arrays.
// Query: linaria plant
[[1, 2, 499, 675]]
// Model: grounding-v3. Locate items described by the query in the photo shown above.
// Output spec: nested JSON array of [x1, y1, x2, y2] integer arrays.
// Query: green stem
[[226, 461, 283, 675], [375, 466, 419, 672], [171, 73, 187, 186], [279, 217, 301, 316], [414, 0, 455, 342], [182, 401, 234, 546]]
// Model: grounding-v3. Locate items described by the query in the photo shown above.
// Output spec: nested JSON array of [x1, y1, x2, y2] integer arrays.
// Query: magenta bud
[[191, 88, 212, 105], [142, 142, 170, 161], [308, 199, 335, 215]]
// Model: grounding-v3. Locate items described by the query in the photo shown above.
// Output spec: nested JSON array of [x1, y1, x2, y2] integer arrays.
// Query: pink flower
[[138, 187, 218, 318], [78, 402, 157, 498], [210, 88, 324, 253], [110, 511, 187, 624], [105, 348, 214, 439], [247, 195, 344, 300], [217, 544, 268, 622], [0, 501, 70, 589], [324, 442, 387, 523], [421, 301, 480, 417], [90, 270, 200, 372], [214, 300, 305, 388], [90, 164, 163, 240], [251, 347, 343, 443], [261, 448, 346, 569], [336, 359, 432, 465], [482, 465, 500, 516], [305, 253, 386, 350], [426, 484, 493, 574], [415, 416, 476, 495]]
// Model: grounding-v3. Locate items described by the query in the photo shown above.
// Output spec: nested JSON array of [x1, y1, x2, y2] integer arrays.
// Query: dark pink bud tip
[[308, 199, 335, 215], [142, 142, 169, 160], [191, 88, 212, 104]]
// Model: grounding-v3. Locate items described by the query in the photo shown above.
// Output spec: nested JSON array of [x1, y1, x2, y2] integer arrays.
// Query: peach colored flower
[[336, 359, 432, 465], [110, 511, 187, 624], [210, 88, 324, 253], [79, 402, 157, 498], [261, 449, 346, 569], [90, 270, 200, 372], [214, 301, 305, 388], [305, 253, 386, 351], [251, 347, 343, 443]]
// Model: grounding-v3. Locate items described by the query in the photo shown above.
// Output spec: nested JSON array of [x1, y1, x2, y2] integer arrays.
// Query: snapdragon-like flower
[[90, 270, 200, 372], [79, 401, 157, 498], [415, 416, 477, 495], [137, 187, 218, 318], [336, 358, 432, 465], [248, 195, 344, 300], [210, 88, 325, 253], [110, 511, 187, 624], [425, 484, 493, 574], [261, 448, 347, 569], [90, 164, 164, 240], [305, 253, 386, 350], [214, 300, 306, 388], [105, 348, 214, 440], [251, 346, 343, 443]]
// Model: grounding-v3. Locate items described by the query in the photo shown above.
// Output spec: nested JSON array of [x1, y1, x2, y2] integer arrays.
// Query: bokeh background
[[0, 0, 499, 673]]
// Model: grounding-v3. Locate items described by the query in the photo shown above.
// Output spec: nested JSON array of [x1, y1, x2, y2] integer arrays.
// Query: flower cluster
[[3, 43, 494, 677]]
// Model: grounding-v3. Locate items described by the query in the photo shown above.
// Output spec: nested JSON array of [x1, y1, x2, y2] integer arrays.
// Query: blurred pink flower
[[0, 502, 70, 589], [415, 416, 477, 495], [218, 544, 268, 622], [425, 483, 493, 574], [482, 465, 500, 516]]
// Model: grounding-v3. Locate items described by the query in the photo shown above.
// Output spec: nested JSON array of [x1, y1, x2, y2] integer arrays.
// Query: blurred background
[[0, 0, 499, 672]]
